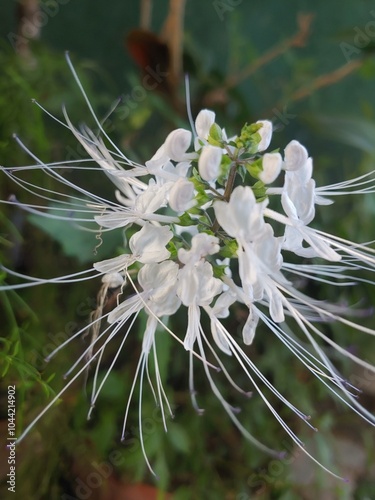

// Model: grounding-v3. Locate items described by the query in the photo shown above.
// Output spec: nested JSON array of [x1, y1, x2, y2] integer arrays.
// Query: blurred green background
[[1, 0, 375, 499]]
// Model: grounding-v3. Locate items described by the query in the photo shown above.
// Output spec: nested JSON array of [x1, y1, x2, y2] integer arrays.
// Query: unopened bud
[[164, 129, 192, 161], [195, 109, 216, 139], [284, 140, 308, 171], [198, 145, 222, 181], [256, 120, 273, 152], [259, 152, 282, 184], [169, 178, 195, 212]]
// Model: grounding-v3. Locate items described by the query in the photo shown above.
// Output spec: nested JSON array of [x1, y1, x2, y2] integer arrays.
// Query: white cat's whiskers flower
[[2, 53, 375, 480]]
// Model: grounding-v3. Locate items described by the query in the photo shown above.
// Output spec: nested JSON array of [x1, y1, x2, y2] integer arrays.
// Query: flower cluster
[[2, 59, 375, 478]]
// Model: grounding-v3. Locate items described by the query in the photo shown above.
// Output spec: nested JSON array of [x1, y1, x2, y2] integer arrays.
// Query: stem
[[223, 163, 238, 202]]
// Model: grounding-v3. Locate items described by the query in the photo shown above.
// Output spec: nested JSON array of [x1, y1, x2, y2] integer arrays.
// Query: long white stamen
[[65, 52, 137, 167]]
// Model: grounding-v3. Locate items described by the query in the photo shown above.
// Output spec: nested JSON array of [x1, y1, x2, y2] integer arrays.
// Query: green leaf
[[168, 423, 190, 453], [28, 202, 123, 263]]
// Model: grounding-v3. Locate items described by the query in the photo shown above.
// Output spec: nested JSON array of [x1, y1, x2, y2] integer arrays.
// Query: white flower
[[95, 181, 177, 229], [94, 222, 173, 274], [260, 152, 282, 184], [207, 290, 237, 355], [177, 260, 223, 351], [130, 223, 173, 263], [4, 57, 375, 480], [164, 128, 192, 161], [195, 109, 216, 140], [256, 120, 273, 152], [109, 261, 180, 323], [242, 305, 260, 345], [168, 178, 196, 212], [146, 128, 195, 173], [284, 140, 309, 171], [178, 233, 220, 265], [198, 145, 222, 181], [214, 186, 267, 243]]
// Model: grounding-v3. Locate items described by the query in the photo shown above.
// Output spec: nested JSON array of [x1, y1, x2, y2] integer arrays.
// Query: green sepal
[[245, 156, 263, 180], [167, 240, 178, 259], [252, 181, 267, 202], [207, 123, 223, 147], [188, 169, 212, 208], [235, 122, 262, 153], [212, 264, 228, 279], [217, 154, 232, 186], [237, 164, 247, 182], [178, 212, 195, 226], [220, 238, 239, 258], [195, 190, 211, 207], [190, 168, 207, 191]]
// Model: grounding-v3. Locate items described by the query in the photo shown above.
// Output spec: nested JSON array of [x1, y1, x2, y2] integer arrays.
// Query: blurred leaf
[[167, 423, 190, 454], [28, 204, 123, 263], [311, 114, 375, 155]]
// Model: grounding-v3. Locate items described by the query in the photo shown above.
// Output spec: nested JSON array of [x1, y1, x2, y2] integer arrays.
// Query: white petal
[[145, 144, 168, 171], [177, 265, 199, 306], [214, 186, 265, 239], [242, 307, 259, 345], [130, 223, 172, 263], [259, 152, 282, 184], [268, 288, 285, 323], [138, 261, 179, 292], [195, 109, 216, 139], [95, 211, 135, 229], [164, 128, 192, 161], [168, 178, 195, 212], [134, 183, 168, 214], [142, 316, 157, 354], [281, 191, 299, 220], [197, 262, 223, 306], [94, 254, 134, 274], [178, 233, 220, 265], [212, 291, 236, 318], [284, 140, 308, 171], [198, 145, 222, 181], [210, 318, 232, 355], [256, 120, 273, 152], [108, 294, 142, 323], [184, 305, 200, 350], [101, 272, 124, 288]]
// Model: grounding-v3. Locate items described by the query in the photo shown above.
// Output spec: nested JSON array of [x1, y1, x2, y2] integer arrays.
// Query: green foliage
[[28, 204, 123, 264]]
